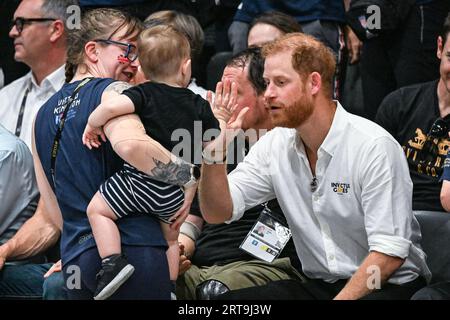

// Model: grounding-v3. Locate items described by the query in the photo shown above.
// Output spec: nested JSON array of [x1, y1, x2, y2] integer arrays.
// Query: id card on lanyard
[[239, 204, 292, 262]]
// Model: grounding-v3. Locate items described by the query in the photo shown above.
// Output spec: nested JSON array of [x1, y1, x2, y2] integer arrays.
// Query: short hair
[[262, 33, 336, 97], [138, 25, 190, 80], [41, 0, 79, 22], [250, 11, 302, 35], [226, 46, 266, 96], [144, 10, 204, 61], [441, 12, 450, 45]]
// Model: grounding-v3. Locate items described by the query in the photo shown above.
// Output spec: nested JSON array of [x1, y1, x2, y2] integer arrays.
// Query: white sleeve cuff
[[368, 234, 412, 259], [225, 182, 246, 224]]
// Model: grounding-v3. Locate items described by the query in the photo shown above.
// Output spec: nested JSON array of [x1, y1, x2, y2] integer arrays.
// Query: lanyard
[[50, 77, 93, 188], [15, 84, 31, 137]]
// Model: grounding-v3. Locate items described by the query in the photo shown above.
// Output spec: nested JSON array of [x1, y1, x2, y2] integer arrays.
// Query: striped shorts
[[99, 163, 184, 223]]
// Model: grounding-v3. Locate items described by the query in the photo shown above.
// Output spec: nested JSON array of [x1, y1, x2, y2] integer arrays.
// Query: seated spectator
[[247, 11, 302, 47], [0, 124, 38, 247], [176, 47, 303, 300], [351, 0, 450, 120], [199, 32, 430, 300], [375, 12, 450, 212]]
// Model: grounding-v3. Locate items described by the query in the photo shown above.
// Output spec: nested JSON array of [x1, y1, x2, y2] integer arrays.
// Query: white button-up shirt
[[228, 102, 431, 284], [0, 65, 65, 150]]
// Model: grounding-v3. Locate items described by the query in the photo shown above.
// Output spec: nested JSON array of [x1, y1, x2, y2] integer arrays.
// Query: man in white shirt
[[0, 0, 69, 150], [199, 32, 431, 300]]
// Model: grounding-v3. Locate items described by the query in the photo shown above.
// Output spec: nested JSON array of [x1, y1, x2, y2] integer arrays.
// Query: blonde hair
[[65, 8, 143, 82], [138, 25, 190, 80], [262, 32, 336, 97], [144, 10, 204, 60]]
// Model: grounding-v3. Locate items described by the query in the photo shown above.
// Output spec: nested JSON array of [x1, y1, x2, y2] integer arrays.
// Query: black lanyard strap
[[50, 77, 93, 188], [15, 84, 31, 137]]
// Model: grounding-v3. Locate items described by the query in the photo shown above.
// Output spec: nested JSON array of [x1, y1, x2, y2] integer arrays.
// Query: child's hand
[[82, 123, 106, 150], [207, 79, 240, 127]]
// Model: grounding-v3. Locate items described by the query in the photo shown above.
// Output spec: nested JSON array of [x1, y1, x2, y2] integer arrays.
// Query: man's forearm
[[0, 208, 60, 261], [199, 163, 233, 224], [334, 251, 405, 300]]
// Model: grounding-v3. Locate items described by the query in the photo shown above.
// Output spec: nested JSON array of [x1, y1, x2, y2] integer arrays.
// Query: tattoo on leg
[[150, 158, 192, 186]]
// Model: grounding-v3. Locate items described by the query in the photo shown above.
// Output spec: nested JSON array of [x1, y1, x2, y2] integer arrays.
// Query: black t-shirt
[[123, 82, 219, 163], [190, 137, 299, 267], [376, 80, 449, 211]]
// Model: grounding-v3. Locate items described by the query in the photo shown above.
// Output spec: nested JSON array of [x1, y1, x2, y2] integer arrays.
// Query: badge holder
[[239, 204, 292, 262]]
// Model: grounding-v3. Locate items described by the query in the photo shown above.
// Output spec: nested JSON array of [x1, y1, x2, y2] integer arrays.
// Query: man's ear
[[49, 20, 65, 43], [437, 36, 443, 60], [182, 58, 192, 77], [309, 72, 322, 96], [85, 41, 98, 63]]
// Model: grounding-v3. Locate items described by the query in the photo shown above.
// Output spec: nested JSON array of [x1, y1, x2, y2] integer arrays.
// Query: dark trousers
[[411, 282, 450, 300], [360, 0, 450, 120], [63, 245, 171, 300], [216, 277, 426, 300]]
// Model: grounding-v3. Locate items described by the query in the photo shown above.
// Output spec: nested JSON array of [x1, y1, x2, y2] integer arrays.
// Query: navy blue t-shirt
[[35, 78, 167, 265], [234, 0, 346, 24]]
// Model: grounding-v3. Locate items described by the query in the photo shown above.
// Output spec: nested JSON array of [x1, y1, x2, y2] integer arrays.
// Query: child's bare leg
[[87, 192, 121, 259], [160, 222, 180, 281]]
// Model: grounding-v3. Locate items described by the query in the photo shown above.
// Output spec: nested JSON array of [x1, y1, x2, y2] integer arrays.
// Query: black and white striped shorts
[[99, 163, 184, 224]]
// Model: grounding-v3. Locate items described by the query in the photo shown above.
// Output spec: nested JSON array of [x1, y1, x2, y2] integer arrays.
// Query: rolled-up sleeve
[[368, 234, 412, 259], [360, 137, 415, 258]]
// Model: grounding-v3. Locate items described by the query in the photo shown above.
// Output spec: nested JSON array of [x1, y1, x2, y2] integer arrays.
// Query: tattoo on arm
[[104, 81, 132, 94], [150, 158, 192, 186]]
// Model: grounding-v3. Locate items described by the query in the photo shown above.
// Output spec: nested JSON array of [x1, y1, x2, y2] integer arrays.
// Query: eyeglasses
[[11, 17, 56, 34], [93, 39, 138, 62], [418, 116, 450, 164]]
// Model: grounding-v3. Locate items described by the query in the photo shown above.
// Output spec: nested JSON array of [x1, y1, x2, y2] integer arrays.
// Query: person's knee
[[43, 272, 67, 300], [195, 280, 230, 300], [86, 192, 110, 218]]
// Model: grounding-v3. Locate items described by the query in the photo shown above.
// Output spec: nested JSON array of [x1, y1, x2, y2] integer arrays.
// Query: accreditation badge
[[240, 204, 292, 262]]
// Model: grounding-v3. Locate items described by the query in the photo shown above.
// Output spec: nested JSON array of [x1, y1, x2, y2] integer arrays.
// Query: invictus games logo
[[331, 182, 350, 195]]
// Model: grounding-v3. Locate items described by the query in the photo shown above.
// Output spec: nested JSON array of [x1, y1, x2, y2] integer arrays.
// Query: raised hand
[[208, 79, 239, 126]]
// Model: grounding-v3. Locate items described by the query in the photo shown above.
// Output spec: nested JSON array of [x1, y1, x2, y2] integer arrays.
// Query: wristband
[[202, 149, 227, 164], [180, 221, 201, 241]]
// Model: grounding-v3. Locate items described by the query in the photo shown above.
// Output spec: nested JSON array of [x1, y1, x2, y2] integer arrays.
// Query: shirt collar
[[294, 101, 349, 158], [29, 64, 66, 91], [319, 101, 348, 157]]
